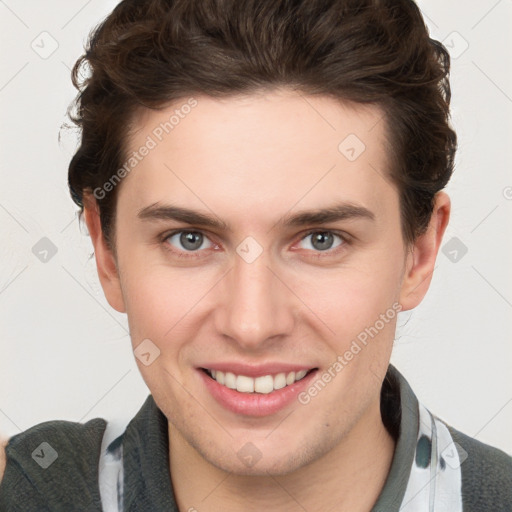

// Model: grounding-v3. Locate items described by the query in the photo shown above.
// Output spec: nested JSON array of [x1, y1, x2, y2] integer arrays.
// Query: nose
[[215, 244, 295, 351]]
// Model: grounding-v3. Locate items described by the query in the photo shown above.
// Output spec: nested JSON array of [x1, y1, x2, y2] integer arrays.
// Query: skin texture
[[83, 89, 450, 511]]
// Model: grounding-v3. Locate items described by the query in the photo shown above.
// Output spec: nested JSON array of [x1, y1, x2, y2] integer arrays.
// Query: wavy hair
[[67, 0, 457, 249]]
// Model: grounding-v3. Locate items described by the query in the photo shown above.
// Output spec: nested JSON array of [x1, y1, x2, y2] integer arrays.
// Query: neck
[[168, 396, 396, 512]]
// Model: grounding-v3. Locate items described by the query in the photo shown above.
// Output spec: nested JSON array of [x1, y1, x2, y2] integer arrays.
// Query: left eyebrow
[[136, 201, 375, 231], [276, 203, 375, 228]]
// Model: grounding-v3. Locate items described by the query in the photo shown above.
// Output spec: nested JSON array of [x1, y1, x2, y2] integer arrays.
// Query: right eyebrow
[[137, 203, 230, 231]]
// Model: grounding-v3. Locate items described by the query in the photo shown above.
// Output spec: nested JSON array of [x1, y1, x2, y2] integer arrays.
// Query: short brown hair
[[67, 0, 457, 250]]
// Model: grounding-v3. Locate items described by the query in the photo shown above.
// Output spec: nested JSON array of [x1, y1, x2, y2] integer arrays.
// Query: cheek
[[292, 252, 403, 340], [119, 265, 209, 395], [119, 259, 205, 345]]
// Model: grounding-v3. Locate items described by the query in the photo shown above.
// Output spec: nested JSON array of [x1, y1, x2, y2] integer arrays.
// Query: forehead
[[118, 90, 395, 225]]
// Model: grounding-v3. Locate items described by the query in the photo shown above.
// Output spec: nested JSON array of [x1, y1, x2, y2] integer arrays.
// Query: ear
[[399, 191, 451, 311], [82, 193, 126, 313]]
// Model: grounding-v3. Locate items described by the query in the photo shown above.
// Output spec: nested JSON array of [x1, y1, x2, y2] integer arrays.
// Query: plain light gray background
[[1, 0, 511, 454]]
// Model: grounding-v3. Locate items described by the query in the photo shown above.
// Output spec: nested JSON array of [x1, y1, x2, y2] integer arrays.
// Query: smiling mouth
[[201, 368, 317, 394]]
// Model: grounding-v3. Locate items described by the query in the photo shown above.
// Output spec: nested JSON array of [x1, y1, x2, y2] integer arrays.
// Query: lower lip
[[198, 369, 318, 417]]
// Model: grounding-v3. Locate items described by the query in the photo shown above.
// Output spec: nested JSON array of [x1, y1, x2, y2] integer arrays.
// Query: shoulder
[[447, 424, 512, 511], [0, 417, 107, 511]]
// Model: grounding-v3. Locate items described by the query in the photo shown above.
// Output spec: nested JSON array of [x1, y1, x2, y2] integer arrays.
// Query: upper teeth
[[208, 369, 309, 394]]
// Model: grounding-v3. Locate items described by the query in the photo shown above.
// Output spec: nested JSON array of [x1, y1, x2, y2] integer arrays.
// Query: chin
[[194, 433, 333, 477], [210, 451, 306, 477]]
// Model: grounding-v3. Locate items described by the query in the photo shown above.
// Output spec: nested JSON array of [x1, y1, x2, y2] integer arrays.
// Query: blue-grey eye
[[298, 232, 343, 252], [167, 231, 213, 252]]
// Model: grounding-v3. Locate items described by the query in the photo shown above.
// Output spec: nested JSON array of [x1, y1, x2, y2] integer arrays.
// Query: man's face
[[111, 89, 408, 475]]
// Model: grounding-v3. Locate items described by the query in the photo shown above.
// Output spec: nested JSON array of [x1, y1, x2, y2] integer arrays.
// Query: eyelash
[[159, 228, 351, 260]]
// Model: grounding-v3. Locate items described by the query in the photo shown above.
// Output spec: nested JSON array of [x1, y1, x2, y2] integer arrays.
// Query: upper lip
[[199, 362, 317, 378]]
